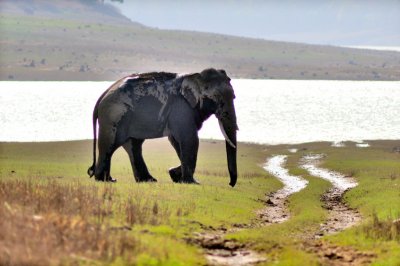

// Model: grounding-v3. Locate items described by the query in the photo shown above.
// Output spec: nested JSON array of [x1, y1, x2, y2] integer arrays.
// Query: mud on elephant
[[87, 68, 238, 186]]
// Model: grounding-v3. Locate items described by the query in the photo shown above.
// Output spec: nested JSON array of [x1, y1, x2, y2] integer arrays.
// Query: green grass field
[[0, 139, 399, 265]]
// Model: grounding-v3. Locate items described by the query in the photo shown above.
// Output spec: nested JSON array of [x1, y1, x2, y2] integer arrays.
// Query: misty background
[[106, 0, 400, 47]]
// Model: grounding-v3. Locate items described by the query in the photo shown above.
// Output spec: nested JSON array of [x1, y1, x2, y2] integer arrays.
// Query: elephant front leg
[[178, 134, 200, 184]]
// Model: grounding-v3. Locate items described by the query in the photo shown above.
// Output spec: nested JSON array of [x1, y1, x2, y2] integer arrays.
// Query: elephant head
[[180, 68, 238, 187]]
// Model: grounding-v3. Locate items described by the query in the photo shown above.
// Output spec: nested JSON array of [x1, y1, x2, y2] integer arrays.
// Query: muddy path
[[301, 154, 361, 237], [259, 155, 308, 224], [301, 154, 375, 265], [191, 155, 308, 266], [191, 229, 267, 266], [192, 153, 373, 265]]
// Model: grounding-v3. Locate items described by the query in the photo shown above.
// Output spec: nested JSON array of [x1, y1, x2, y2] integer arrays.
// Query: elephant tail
[[87, 86, 108, 177], [87, 105, 98, 178]]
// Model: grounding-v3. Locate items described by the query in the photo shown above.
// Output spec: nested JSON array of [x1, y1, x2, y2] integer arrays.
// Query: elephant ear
[[181, 73, 203, 108]]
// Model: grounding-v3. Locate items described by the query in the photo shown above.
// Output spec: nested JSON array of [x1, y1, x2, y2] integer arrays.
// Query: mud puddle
[[260, 155, 308, 224], [356, 141, 370, 148], [331, 141, 346, 147], [301, 154, 360, 236], [193, 155, 308, 265], [191, 230, 266, 266], [316, 186, 361, 236], [301, 154, 357, 191]]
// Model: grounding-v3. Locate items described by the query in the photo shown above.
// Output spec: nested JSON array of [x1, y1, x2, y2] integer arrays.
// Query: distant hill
[[0, 0, 399, 81], [0, 0, 130, 24]]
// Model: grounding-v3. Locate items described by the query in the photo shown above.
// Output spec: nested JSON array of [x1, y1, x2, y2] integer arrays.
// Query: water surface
[[1, 80, 399, 144]]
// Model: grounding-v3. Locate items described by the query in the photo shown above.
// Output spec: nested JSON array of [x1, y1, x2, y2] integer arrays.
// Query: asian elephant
[[87, 68, 238, 186]]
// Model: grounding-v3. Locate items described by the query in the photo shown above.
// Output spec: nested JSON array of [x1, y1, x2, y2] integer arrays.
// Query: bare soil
[[186, 185, 293, 266], [304, 241, 376, 266], [257, 190, 290, 225], [315, 187, 362, 237], [189, 230, 266, 266], [302, 187, 375, 265]]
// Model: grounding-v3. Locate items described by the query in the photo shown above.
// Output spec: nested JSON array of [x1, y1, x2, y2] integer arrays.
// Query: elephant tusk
[[218, 120, 236, 149]]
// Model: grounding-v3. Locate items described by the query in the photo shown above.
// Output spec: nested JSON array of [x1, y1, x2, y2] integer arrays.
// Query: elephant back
[[134, 72, 177, 83]]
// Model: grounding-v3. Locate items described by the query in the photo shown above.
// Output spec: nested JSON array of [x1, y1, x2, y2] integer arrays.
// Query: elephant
[[87, 68, 238, 186]]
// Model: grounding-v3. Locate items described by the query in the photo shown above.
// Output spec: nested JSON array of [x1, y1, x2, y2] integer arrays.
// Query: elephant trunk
[[226, 130, 237, 187], [218, 111, 238, 187]]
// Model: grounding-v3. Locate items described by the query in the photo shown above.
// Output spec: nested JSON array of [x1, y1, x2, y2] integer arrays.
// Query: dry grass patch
[[363, 213, 400, 242], [124, 196, 171, 226], [0, 204, 137, 265], [0, 179, 115, 221], [0, 178, 175, 265]]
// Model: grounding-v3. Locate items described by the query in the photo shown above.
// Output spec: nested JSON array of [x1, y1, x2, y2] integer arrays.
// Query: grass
[[0, 139, 280, 265], [1, 139, 400, 265]]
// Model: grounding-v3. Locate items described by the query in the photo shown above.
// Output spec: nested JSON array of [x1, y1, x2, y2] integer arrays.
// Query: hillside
[[0, 0, 399, 81], [0, 0, 131, 24]]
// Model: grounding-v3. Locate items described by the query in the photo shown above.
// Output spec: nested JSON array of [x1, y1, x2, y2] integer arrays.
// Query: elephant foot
[[87, 165, 95, 177], [169, 167, 199, 185], [95, 175, 117, 183], [108, 177, 117, 183], [181, 177, 200, 185], [137, 176, 158, 183], [168, 166, 200, 185], [169, 166, 182, 183], [169, 167, 181, 182]]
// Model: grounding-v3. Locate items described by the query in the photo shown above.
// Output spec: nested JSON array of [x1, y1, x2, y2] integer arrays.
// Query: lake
[[0, 80, 399, 144]]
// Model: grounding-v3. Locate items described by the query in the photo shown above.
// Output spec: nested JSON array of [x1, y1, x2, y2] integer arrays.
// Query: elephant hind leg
[[94, 126, 121, 182], [123, 138, 157, 183], [95, 152, 117, 182]]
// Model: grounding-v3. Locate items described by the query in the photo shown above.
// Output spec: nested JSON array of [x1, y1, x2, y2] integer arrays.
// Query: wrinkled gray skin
[[87, 68, 238, 186]]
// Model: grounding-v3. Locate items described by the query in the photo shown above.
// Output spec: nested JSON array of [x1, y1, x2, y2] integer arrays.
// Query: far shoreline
[[1, 138, 399, 147], [2, 78, 400, 83], [2, 76, 400, 82]]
